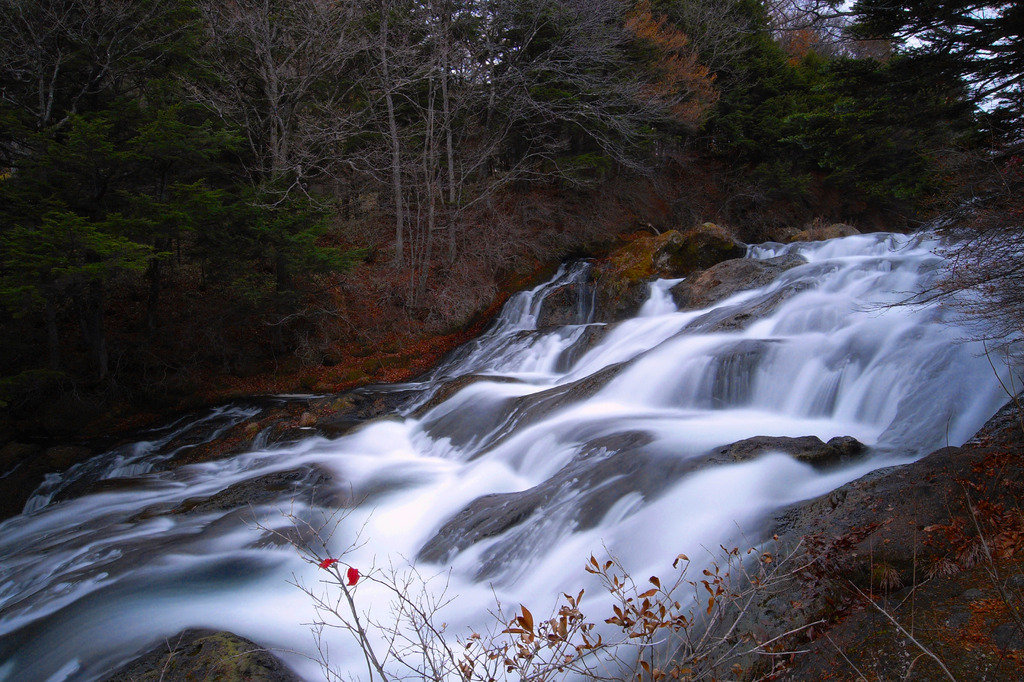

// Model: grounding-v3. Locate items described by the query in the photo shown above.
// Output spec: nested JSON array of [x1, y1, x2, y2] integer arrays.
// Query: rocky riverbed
[[96, 393, 1024, 682], [4, 224, 1020, 681]]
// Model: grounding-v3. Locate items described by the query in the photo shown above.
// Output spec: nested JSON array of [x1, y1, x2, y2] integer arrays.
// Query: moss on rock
[[589, 224, 746, 322], [103, 630, 300, 682], [673, 222, 747, 274]]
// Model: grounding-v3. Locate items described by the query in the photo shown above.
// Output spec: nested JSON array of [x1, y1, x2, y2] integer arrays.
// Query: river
[[0, 232, 1018, 681]]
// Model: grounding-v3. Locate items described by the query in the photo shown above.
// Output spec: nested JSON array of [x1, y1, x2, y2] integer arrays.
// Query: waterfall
[[0, 232, 1018, 681]]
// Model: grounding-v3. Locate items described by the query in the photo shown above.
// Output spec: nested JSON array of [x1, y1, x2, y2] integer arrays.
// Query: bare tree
[[355, 0, 717, 303], [668, 0, 763, 76], [485, 0, 717, 175], [365, 0, 720, 305], [764, 0, 890, 60], [0, 0, 197, 164], [186, 0, 370, 291], [190, 0, 364, 191], [934, 161, 1024, 351], [357, 0, 507, 297]]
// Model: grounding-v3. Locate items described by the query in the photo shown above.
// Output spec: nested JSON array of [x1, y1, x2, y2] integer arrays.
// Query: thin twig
[[825, 632, 868, 682], [849, 582, 957, 682]]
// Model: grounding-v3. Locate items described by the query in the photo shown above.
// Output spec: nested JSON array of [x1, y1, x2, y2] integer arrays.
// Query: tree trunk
[[146, 255, 160, 335], [45, 295, 60, 371], [275, 249, 291, 292], [387, 89, 404, 263], [145, 238, 169, 335], [380, 9, 405, 264], [82, 280, 108, 380], [441, 43, 458, 264]]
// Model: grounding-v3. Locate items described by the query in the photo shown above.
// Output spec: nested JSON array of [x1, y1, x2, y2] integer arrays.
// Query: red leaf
[[347, 566, 360, 586], [319, 558, 339, 569]]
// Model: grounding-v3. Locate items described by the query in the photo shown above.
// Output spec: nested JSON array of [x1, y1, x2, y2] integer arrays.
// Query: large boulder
[[670, 253, 806, 311], [103, 630, 300, 682], [711, 434, 866, 469], [672, 222, 748, 273], [536, 280, 597, 328], [590, 224, 746, 323], [168, 466, 335, 516], [773, 443, 985, 589], [788, 222, 861, 243]]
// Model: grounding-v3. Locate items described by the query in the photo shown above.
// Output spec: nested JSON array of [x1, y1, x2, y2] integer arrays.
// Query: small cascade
[[409, 261, 596, 403], [21, 404, 265, 514], [639, 277, 685, 317], [0, 232, 1019, 682]]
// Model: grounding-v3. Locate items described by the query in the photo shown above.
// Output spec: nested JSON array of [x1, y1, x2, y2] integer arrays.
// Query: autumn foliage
[[625, 1, 718, 127]]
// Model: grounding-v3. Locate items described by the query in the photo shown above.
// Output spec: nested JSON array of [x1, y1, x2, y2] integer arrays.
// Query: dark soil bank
[[765, 395, 1024, 680]]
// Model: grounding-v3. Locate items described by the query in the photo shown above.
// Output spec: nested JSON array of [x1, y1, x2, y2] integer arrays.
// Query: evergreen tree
[[852, 0, 1023, 119], [780, 53, 979, 213], [0, 0, 243, 385]]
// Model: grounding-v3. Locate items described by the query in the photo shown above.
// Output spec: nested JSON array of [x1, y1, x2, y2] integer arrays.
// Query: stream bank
[[766, 394, 1024, 680]]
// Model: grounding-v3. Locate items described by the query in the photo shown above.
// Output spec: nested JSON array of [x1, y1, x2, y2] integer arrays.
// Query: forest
[[1, 0, 1021, 439]]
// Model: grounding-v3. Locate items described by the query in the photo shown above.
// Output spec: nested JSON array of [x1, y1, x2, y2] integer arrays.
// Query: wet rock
[[590, 225, 746, 323], [670, 254, 807, 311], [102, 629, 299, 682], [789, 222, 861, 243], [313, 387, 416, 438], [684, 280, 829, 334], [994, 622, 1024, 650], [676, 258, 833, 335], [826, 435, 866, 461], [418, 416, 866, 575], [412, 374, 524, 417], [417, 386, 520, 450], [418, 431, 704, 576], [592, 275, 650, 323], [536, 280, 597, 328], [169, 467, 334, 516], [164, 405, 294, 467], [674, 223, 748, 273], [419, 431, 861, 579], [418, 490, 543, 564], [43, 445, 93, 470], [711, 434, 866, 469], [553, 324, 609, 373], [418, 362, 627, 453]]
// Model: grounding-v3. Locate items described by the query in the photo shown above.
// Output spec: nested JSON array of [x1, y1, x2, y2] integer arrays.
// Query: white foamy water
[[0, 232, 1019, 681]]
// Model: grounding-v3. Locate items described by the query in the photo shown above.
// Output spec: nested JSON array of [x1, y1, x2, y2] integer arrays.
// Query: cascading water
[[0, 232, 1019, 681]]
